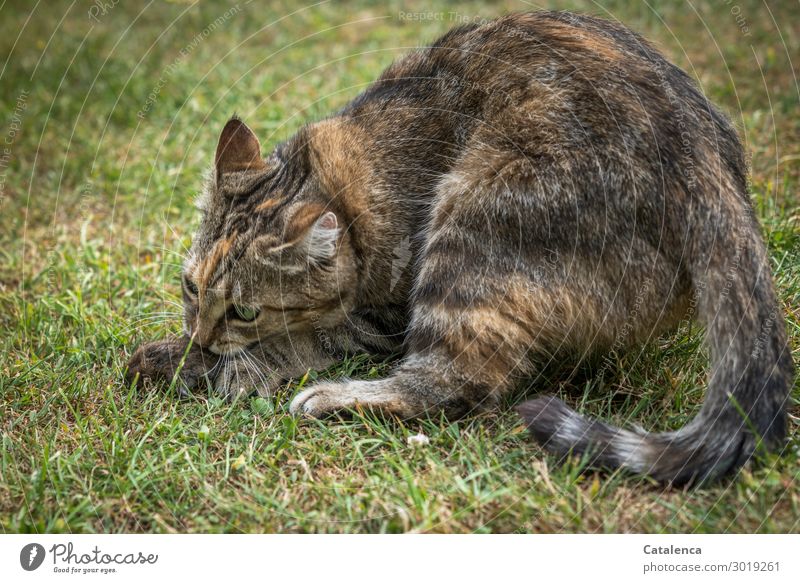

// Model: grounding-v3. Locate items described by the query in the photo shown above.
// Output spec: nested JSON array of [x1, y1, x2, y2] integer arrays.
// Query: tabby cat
[[127, 11, 794, 485]]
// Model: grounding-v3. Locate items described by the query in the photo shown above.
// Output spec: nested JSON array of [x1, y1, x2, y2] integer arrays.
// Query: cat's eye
[[233, 305, 260, 322], [183, 275, 199, 297]]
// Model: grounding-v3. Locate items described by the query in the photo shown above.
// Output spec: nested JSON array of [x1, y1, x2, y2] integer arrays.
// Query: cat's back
[[337, 11, 745, 216], [346, 11, 737, 163], [447, 12, 741, 191], [362, 11, 675, 110]]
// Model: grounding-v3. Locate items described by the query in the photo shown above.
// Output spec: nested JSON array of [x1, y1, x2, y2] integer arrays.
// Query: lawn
[[1, 0, 798, 533]]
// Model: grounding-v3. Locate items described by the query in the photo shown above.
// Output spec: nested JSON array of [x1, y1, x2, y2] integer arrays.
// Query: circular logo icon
[[20, 543, 46, 571]]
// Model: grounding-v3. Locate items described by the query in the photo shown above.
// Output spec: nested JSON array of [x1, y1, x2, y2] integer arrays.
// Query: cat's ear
[[215, 117, 267, 175], [289, 209, 341, 264]]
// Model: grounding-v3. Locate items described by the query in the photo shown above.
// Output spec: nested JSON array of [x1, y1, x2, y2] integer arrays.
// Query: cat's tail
[[518, 212, 794, 486]]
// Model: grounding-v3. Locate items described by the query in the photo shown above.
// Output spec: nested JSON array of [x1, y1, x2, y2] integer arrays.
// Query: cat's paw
[[290, 379, 396, 418], [125, 337, 218, 397], [290, 379, 418, 419], [212, 357, 278, 402], [289, 381, 354, 418], [213, 370, 252, 402]]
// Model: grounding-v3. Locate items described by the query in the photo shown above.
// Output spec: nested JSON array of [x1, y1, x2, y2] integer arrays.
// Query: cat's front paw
[[212, 357, 279, 402], [290, 379, 417, 419], [289, 382, 349, 417], [289, 380, 381, 418], [125, 337, 218, 396], [213, 367, 251, 402]]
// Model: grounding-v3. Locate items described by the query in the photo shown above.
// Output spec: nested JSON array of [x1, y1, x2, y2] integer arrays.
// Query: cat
[[127, 11, 794, 485]]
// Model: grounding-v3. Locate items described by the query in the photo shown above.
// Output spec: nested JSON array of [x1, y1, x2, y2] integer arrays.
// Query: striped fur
[[127, 12, 793, 485]]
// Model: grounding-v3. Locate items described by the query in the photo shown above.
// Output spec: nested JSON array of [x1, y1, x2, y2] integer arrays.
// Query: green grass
[[1, 0, 798, 533]]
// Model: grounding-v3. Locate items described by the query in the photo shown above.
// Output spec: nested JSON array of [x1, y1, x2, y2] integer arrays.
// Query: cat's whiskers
[[220, 356, 232, 394], [240, 350, 269, 393], [205, 353, 226, 381], [237, 356, 257, 393], [156, 299, 184, 312], [232, 355, 244, 393], [126, 312, 182, 322], [153, 245, 189, 262], [122, 312, 182, 333], [157, 262, 188, 270], [161, 220, 192, 255]]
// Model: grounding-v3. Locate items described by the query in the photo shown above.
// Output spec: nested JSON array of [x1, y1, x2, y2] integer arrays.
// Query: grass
[[1, 0, 798, 533]]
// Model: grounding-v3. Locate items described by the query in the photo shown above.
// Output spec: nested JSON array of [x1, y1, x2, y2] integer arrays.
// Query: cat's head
[[181, 118, 358, 355]]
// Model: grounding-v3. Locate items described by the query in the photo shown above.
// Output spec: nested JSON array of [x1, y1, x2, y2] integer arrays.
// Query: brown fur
[[128, 11, 793, 485]]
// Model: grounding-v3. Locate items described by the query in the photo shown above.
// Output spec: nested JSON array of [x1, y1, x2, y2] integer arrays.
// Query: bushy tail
[[519, 214, 794, 486]]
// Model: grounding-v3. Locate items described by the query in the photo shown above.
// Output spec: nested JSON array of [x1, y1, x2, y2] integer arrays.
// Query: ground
[[1, 0, 798, 533]]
